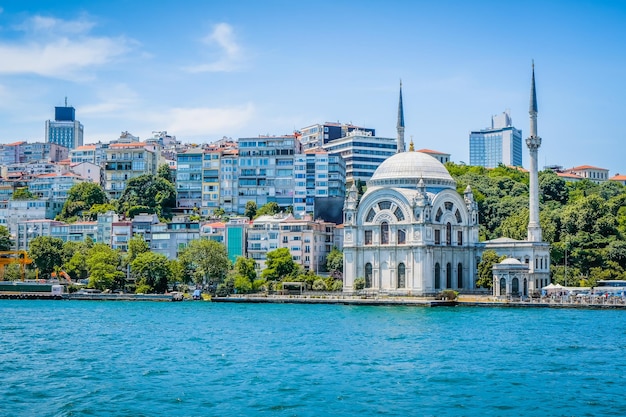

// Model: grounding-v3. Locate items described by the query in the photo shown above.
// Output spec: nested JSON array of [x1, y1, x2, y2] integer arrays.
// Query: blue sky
[[0, 0, 625, 174]]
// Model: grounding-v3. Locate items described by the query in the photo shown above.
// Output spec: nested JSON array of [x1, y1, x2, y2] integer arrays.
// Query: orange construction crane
[[51, 270, 72, 283], [0, 251, 34, 281]]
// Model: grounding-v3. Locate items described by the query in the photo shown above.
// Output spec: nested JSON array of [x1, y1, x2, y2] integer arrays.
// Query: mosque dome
[[367, 151, 456, 189], [500, 258, 523, 265]]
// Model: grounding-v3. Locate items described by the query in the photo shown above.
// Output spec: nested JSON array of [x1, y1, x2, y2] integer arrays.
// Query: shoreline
[[2, 292, 626, 309]]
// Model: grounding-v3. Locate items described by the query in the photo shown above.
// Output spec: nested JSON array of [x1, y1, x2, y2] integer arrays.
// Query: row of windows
[[362, 262, 464, 289], [434, 224, 463, 245]]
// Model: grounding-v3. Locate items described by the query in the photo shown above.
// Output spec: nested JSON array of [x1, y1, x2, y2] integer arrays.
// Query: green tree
[[326, 247, 343, 279], [13, 188, 35, 200], [62, 240, 93, 281], [179, 239, 231, 286], [244, 201, 257, 220], [262, 248, 299, 282], [59, 182, 109, 221], [477, 250, 506, 289], [234, 257, 257, 282], [86, 203, 117, 219], [131, 252, 171, 293], [157, 163, 174, 183], [28, 236, 64, 278], [0, 225, 13, 251], [256, 202, 280, 218], [539, 170, 569, 204], [86, 243, 124, 290], [117, 174, 176, 220], [126, 234, 150, 264]]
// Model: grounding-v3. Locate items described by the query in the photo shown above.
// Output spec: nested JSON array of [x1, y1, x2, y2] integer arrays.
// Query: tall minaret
[[526, 62, 542, 242], [397, 80, 405, 153]]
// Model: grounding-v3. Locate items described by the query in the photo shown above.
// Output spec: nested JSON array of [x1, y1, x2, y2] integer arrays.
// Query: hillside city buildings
[[0, 81, 622, 280]]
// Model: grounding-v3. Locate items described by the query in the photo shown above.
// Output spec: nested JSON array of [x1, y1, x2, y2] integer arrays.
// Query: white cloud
[[0, 15, 133, 79], [19, 15, 96, 35], [184, 23, 245, 73], [164, 103, 256, 136]]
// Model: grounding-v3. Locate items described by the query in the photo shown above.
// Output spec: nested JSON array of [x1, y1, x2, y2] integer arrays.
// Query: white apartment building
[[322, 129, 396, 184]]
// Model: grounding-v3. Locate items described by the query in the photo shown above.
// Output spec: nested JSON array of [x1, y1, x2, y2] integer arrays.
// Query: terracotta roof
[[109, 142, 147, 148], [6, 141, 26, 146], [609, 174, 626, 181], [73, 145, 96, 151], [205, 222, 226, 228], [569, 165, 608, 171], [36, 172, 83, 179], [557, 172, 583, 179]]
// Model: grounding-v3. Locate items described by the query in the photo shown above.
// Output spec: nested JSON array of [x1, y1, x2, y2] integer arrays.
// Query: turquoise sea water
[[1, 301, 626, 416]]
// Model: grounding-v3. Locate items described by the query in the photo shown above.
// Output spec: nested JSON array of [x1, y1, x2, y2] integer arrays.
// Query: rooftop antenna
[[65, 96, 68, 107]]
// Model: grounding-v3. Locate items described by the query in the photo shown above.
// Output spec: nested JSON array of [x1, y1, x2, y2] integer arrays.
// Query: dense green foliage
[[157, 163, 174, 183], [117, 174, 176, 220], [59, 182, 109, 221], [28, 236, 65, 278], [131, 252, 171, 293], [86, 243, 125, 290], [179, 239, 231, 286], [0, 225, 13, 251], [13, 188, 35, 200], [447, 162, 626, 284], [477, 250, 506, 289], [326, 247, 343, 279], [244, 201, 257, 220], [261, 248, 299, 282], [255, 202, 280, 218]]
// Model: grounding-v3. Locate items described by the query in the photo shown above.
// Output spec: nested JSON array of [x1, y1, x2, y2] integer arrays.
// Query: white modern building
[[323, 130, 397, 185]]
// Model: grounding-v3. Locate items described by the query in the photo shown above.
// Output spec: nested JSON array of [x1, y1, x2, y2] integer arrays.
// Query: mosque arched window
[[394, 207, 405, 221], [512, 278, 519, 295], [446, 262, 452, 288], [365, 263, 372, 288], [378, 201, 392, 210], [455, 209, 462, 224], [398, 263, 406, 288], [500, 278, 506, 296], [381, 222, 389, 245], [445, 202, 453, 211], [434, 263, 441, 289], [397, 229, 406, 244], [446, 223, 452, 245], [457, 263, 463, 288], [435, 208, 443, 222], [366, 209, 375, 223]]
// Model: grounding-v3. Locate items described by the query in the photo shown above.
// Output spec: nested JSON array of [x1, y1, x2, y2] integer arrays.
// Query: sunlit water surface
[[1, 300, 625, 416]]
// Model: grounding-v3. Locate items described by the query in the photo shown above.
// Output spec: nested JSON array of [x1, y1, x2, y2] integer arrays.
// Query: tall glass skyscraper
[[45, 101, 84, 150], [469, 111, 522, 168]]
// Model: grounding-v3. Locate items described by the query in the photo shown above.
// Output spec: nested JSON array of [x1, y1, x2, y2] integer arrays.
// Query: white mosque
[[343, 66, 550, 296]]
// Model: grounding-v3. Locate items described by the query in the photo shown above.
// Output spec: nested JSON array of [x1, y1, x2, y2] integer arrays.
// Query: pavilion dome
[[500, 258, 523, 265], [367, 151, 456, 189]]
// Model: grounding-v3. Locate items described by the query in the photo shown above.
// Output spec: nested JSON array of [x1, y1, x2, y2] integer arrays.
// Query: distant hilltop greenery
[[446, 162, 626, 286]]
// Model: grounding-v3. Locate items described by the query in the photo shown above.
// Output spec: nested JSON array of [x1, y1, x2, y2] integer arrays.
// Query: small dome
[[500, 258, 523, 265], [368, 151, 455, 189]]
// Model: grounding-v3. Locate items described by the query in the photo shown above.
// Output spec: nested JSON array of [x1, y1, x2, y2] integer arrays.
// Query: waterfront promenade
[[2, 290, 626, 309]]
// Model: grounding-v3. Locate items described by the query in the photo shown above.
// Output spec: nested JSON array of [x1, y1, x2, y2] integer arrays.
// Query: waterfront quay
[[2, 291, 626, 309], [212, 293, 626, 309]]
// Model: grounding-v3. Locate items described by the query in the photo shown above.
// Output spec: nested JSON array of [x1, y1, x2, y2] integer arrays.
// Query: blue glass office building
[[469, 112, 522, 168]]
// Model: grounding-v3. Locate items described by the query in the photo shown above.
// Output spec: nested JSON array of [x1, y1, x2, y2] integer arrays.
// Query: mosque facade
[[343, 66, 551, 296], [342, 150, 482, 295]]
